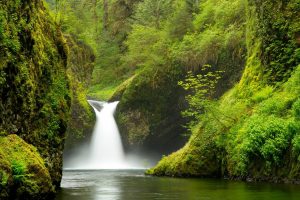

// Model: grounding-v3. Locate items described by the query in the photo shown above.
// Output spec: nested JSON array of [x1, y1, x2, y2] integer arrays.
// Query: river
[[56, 169, 300, 200]]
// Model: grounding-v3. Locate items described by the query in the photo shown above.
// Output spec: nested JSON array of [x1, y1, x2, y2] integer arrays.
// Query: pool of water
[[56, 170, 300, 200]]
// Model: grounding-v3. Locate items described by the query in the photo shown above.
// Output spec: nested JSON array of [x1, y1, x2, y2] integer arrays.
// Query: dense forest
[[0, 0, 300, 199]]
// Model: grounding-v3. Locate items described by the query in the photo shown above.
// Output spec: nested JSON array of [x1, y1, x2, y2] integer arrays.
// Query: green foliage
[[134, 0, 173, 28], [194, 0, 246, 30], [46, 0, 102, 51], [251, 86, 273, 103], [171, 29, 223, 69], [108, 0, 142, 41], [256, 93, 295, 116], [109, 0, 247, 152], [148, 0, 300, 183], [292, 99, 300, 161], [165, 0, 195, 40], [0, 171, 9, 187], [292, 98, 300, 119], [150, 62, 300, 181], [123, 25, 170, 70], [247, 0, 300, 82], [92, 34, 122, 87], [46, 0, 300, 183], [179, 65, 223, 128], [292, 134, 300, 161], [230, 115, 294, 175]]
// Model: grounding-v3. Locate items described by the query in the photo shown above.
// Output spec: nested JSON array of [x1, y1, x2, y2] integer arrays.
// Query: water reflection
[[56, 170, 300, 200], [93, 175, 121, 200]]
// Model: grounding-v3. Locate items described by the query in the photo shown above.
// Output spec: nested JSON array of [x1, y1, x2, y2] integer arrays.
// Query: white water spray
[[87, 100, 126, 169], [63, 100, 153, 170]]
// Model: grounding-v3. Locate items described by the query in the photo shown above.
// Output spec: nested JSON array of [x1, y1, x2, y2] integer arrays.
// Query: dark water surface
[[56, 170, 300, 200]]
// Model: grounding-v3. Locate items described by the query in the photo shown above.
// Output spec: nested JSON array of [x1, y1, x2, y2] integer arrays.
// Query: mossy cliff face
[[0, 135, 54, 199], [64, 35, 95, 152], [148, 0, 300, 183], [115, 66, 188, 153], [247, 0, 300, 83], [0, 0, 70, 194]]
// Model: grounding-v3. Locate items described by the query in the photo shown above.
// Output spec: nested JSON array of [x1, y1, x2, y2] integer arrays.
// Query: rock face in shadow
[[113, 66, 189, 155], [63, 35, 96, 154], [0, 0, 70, 196]]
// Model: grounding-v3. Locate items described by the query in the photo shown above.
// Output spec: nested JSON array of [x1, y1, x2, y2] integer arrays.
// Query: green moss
[[116, 65, 186, 149], [11, 160, 26, 183], [0, 0, 70, 189], [109, 76, 136, 101], [117, 109, 150, 145], [248, 0, 300, 82], [251, 86, 273, 103], [64, 35, 95, 149], [149, 0, 300, 183], [0, 135, 54, 199]]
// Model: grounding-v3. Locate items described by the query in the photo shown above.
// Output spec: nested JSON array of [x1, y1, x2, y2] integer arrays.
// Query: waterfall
[[86, 100, 127, 169], [63, 100, 152, 170]]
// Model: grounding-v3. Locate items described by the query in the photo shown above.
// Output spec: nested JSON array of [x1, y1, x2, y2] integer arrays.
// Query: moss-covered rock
[[0, 0, 70, 191], [148, 0, 300, 183], [0, 135, 54, 200], [115, 65, 188, 153], [64, 35, 95, 151], [146, 133, 222, 177]]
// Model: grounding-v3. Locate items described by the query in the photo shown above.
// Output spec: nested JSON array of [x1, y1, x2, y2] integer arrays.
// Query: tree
[[178, 65, 223, 129], [134, 0, 173, 29]]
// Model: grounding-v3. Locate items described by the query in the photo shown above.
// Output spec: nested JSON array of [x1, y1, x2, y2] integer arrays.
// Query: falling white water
[[86, 100, 127, 169], [63, 100, 155, 170]]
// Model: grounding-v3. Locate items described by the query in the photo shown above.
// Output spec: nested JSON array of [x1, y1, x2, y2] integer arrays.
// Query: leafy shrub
[[193, 0, 246, 30], [134, 0, 173, 28], [123, 25, 170, 70], [257, 94, 295, 116], [171, 29, 224, 70], [230, 115, 294, 175], [178, 65, 223, 129]]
